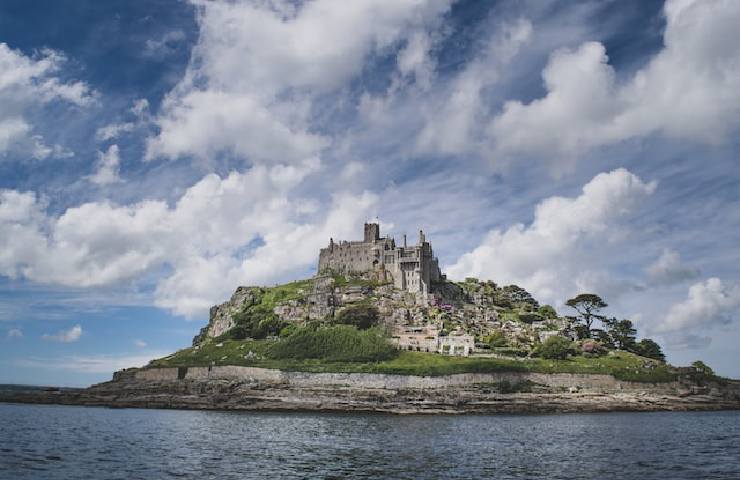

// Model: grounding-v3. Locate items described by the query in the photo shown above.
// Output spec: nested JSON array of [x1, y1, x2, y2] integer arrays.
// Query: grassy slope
[[148, 340, 676, 383]]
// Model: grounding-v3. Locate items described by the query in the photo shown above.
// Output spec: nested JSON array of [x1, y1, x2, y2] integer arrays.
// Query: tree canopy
[[566, 293, 608, 338]]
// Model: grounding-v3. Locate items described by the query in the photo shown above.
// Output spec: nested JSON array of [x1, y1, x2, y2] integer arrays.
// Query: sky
[[1, 0, 739, 386]]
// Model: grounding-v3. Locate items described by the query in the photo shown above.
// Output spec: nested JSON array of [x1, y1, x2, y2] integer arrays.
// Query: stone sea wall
[[4, 366, 740, 414], [133, 366, 683, 395]]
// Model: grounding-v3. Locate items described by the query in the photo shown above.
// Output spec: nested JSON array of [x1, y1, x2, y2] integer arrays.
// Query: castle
[[318, 223, 443, 295]]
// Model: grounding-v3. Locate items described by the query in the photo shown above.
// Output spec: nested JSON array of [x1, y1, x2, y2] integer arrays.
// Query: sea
[[0, 403, 738, 479]]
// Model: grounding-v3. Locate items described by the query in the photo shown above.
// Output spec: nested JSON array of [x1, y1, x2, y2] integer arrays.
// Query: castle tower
[[364, 223, 380, 243]]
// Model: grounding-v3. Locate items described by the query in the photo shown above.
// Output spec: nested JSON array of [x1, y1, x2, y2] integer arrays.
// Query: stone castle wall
[[318, 223, 442, 295]]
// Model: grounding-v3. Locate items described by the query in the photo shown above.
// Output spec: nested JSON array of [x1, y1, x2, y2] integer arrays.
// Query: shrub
[[278, 323, 299, 338], [535, 336, 572, 360], [486, 330, 508, 348], [334, 304, 380, 330], [227, 325, 250, 340], [267, 325, 397, 362], [580, 339, 606, 357], [519, 313, 544, 324]]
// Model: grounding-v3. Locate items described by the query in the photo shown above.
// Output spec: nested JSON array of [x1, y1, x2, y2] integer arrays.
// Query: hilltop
[[144, 223, 712, 384], [146, 274, 682, 384], [4, 224, 737, 414]]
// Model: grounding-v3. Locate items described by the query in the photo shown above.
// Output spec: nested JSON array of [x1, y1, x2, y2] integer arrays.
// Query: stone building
[[318, 223, 443, 295], [392, 324, 475, 356]]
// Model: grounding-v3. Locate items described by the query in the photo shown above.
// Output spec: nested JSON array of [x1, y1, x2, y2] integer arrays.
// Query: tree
[[691, 360, 715, 376], [227, 324, 249, 340], [565, 293, 608, 338], [536, 336, 572, 360], [604, 318, 637, 350], [538, 305, 558, 319], [634, 338, 665, 361]]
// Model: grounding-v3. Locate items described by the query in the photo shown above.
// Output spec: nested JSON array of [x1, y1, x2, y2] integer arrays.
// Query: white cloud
[[133, 339, 147, 348], [17, 351, 167, 374], [0, 160, 377, 318], [146, 0, 453, 163], [415, 18, 533, 156], [489, 0, 740, 161], [144, 30, 186, 59], [446, 168, 656, 306], [86, 144, 122, 185], [656, 278, 740, 333], [646, 248, 700, 285], [0, 42, 94, 158], [95, 123, 135, 142], [95, 99, 150, 142], [7, 328, 22, 339], [42, 324, 82, 343]]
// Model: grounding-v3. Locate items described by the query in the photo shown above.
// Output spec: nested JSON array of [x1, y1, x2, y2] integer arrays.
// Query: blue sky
[[1, 0, 739, 386]]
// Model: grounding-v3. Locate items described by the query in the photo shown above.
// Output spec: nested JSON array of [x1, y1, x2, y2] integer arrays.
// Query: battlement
[[318, 223, 442, 295]]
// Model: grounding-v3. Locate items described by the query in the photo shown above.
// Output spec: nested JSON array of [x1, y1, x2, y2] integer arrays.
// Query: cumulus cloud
[[0, 42, 94, 158], [0, 160, 377, 318], [42, 324, 82, 343], [489, 0, 740, 161], [656, 278, 740, 334], [133, 339, 147, 348], [446, 168, 656, 305], [646, 248, 700, 285], [415, 18, 533, 156], [146, 0, 453, 163], [7, 328, 23, 339], [86, 144, 122, 185]]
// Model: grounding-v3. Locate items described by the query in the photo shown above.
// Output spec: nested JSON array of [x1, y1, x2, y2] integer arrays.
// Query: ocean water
[[0, 404, 739, 479]]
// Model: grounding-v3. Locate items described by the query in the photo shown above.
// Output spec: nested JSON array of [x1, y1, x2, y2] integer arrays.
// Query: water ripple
[[0, 405, 738, 479]]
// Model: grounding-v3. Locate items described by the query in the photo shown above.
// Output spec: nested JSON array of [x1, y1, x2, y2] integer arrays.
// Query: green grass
[[331, 274, 391, 288], [149, 340, 676, 383], [267, 325, 396, 362], [260, 279, 313, 307]]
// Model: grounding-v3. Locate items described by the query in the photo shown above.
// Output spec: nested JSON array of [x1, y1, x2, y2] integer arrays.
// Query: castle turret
[[364, 223, 380, 243], [418, 229, 425, 245]]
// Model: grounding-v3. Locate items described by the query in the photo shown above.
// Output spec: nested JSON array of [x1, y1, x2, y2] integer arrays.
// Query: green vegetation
[[220, 280, 315, 341], [331, 274, 389, 288], [267, 325, 396, 362], [535, 336, 572, 360], [333, 303, 380, 330], [633, 338, 665, 361], [566, 293, 608, 337], [537, 305, 558, 318], [261, 279, 313, 306], [149, 340, 676, 383], [691, 360, 715, 376]]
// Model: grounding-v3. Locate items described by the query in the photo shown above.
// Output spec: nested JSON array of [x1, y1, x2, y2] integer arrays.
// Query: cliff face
[[192, 287, 263, 344], [4, 366, 740, 414], [192, 275, 559, 353]]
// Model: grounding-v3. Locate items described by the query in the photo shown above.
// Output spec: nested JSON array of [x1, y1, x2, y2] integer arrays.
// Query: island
[[3, 224, 739, 413]]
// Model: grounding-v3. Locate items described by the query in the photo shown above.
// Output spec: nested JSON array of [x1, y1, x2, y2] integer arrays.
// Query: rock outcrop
[[192, 287, 262, 345], [3, 367, 739, 414]]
